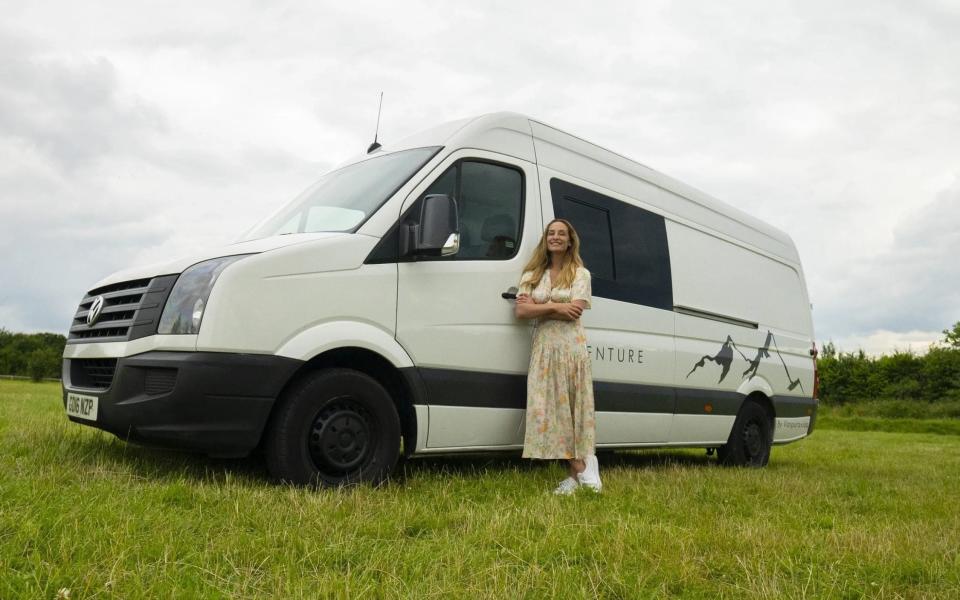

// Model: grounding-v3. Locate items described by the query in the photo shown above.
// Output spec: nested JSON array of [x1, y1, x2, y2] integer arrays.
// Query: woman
[[515, 218, 601, 494]]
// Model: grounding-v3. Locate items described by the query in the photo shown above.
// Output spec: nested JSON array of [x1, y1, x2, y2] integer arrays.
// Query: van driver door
[[395, 150, 542, 449]]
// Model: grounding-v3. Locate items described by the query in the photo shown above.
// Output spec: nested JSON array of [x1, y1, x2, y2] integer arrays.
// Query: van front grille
[[70, 359, 118, 390], [68, 275, 179, 343]]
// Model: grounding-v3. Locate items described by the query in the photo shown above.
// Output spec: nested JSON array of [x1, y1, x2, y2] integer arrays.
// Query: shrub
[[0, 329, 66, 380], [818, 341, 960, 406]]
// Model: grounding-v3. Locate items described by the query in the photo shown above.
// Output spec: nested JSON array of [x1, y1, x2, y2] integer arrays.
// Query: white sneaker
[[577, 455, 602, 492], [553, 476, 578, 495]]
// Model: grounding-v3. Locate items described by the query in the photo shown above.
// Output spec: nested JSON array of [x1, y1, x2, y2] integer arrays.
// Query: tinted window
[[551, 179, 672, 309], [560, 198, 615, 281], [366, 159, 525, 263], [414, 160, 524, 261]]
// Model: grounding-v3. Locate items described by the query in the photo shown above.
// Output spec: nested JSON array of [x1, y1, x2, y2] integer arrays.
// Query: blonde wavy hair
[[521, 218, 584, 290]]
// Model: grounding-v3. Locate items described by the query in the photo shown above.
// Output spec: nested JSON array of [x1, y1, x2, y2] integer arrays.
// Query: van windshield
[[242, 146, 439, 240]]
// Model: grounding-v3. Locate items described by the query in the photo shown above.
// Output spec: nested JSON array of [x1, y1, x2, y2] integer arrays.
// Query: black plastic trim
[[674, 305, 759, 329], [674, 387, 742, 416], [398, 367, 429, 407], [130, 274, 178, 340], [68, 274, 179, 343], [595, 380, 676, 413], [413, 367, 816, 417], [773, 396, 818, 418], [62, 351, 303, 456], [419, 368, 526, 410], [70, 358, 118, 390]]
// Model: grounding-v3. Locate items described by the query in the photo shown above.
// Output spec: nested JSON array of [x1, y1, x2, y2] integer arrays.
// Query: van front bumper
[[62, 351, 303, 457]]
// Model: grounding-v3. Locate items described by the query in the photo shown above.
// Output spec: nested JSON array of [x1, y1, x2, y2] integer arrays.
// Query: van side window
[[416, 160, 524, 261], [551, 179, 673, 310], [559, 198, 615, 281]]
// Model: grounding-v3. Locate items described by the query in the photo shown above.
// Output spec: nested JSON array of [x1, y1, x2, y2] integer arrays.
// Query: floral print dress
[[519, 267, 595, 459]]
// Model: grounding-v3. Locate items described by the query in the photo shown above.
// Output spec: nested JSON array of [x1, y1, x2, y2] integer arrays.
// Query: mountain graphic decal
[[686, 330, 803, 392]]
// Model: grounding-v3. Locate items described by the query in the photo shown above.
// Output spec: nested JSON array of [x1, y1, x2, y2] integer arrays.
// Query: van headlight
[[158, 255, 250, 334]]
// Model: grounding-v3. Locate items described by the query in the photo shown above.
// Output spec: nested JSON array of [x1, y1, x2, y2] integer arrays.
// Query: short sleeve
[[572, 268, 592, 309], [518, 271, 534, 295]]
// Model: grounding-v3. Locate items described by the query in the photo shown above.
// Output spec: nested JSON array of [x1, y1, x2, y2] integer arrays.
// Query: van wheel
[[266, 368, 401, 487], [718, 400, 771, 467]]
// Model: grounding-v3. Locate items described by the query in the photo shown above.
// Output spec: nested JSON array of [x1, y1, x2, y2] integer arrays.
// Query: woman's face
[[545, 221, 570, 255]]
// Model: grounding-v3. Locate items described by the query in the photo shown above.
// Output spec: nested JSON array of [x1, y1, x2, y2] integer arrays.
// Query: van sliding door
[[544, 174, 677, 445]]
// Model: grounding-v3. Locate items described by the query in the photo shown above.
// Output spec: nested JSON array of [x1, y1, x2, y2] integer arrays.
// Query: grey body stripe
[[773, 396, 819, 418], [411, 367, 815, 417], [674, 387, 742, 416], [595, 380, 675, 413]]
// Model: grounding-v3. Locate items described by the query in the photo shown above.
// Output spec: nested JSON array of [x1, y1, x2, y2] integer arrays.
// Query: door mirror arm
[[399, 223, 418, 258]]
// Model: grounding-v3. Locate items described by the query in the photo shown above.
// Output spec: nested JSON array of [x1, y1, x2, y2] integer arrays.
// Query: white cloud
[[827, 329, 944, 357], [813, 181, 960, 339], [0, 24, 323, 332], [0, 49, 165, 171], [0, 1, 958, 354]]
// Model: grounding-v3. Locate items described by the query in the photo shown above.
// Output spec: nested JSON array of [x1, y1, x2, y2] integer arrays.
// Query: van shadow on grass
[[60, 428, 726, 488], [400, 448, 717, 481], [57, 428, 269, 486]]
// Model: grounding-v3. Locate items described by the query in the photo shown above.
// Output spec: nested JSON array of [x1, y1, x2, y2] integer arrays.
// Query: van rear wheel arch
[[745, 391, 776, 429], [717, 392, 774, 468]]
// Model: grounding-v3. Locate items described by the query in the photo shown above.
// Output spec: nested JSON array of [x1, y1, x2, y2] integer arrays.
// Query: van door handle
[[502, 286, 518, 300]]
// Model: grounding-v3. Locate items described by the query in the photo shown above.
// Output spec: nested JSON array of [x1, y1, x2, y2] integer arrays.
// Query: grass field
[[816, 402, 960, 436], [2, 381, 959, 599]]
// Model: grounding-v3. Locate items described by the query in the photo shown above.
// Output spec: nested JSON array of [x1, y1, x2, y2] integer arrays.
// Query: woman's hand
[[515, 296, 583, 321], [515, 294, 549, 320], [552, 302, 583, 321]]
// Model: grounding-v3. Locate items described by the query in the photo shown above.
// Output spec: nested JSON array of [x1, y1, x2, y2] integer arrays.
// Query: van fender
[[275, 321, 414, 368], [735, 376, 776, 432], [736, 376, 773, 400]]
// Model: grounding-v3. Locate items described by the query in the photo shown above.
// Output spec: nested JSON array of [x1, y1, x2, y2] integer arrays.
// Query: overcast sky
[[1, 0, 958, 354]]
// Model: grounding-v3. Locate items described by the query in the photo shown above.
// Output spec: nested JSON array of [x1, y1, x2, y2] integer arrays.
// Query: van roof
[[381, 111, 800, 263]]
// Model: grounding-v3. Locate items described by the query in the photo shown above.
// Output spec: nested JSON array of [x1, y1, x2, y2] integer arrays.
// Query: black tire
[[717, 400, 771, 467], [265, 368, 401, 487]]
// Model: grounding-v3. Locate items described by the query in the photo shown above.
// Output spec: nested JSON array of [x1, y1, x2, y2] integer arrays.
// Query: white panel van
[[62, 113, 818, 486]]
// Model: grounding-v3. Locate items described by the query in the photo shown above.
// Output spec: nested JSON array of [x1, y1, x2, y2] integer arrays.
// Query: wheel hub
[[309, 402, 372, 472], [744, 421, 763, 457]]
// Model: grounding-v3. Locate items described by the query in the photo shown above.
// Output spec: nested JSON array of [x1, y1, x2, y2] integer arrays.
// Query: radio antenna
[[367, 92, 384, 154]]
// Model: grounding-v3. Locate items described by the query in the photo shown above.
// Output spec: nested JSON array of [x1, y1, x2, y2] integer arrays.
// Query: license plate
[[66, 392, 99, 421]]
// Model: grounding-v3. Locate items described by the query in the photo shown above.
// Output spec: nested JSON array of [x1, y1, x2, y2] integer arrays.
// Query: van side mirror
[[415, 194, 459, 257]]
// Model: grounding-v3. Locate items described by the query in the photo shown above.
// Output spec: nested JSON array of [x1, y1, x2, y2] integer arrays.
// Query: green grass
[[817, 401, 960, 435], [2, 381, 959, 599]]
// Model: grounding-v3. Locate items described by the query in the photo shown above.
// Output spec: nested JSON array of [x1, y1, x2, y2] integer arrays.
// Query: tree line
[[2, 323, 960, 402], [0, 328, 66, 381], [817, 323, 960, 404]]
